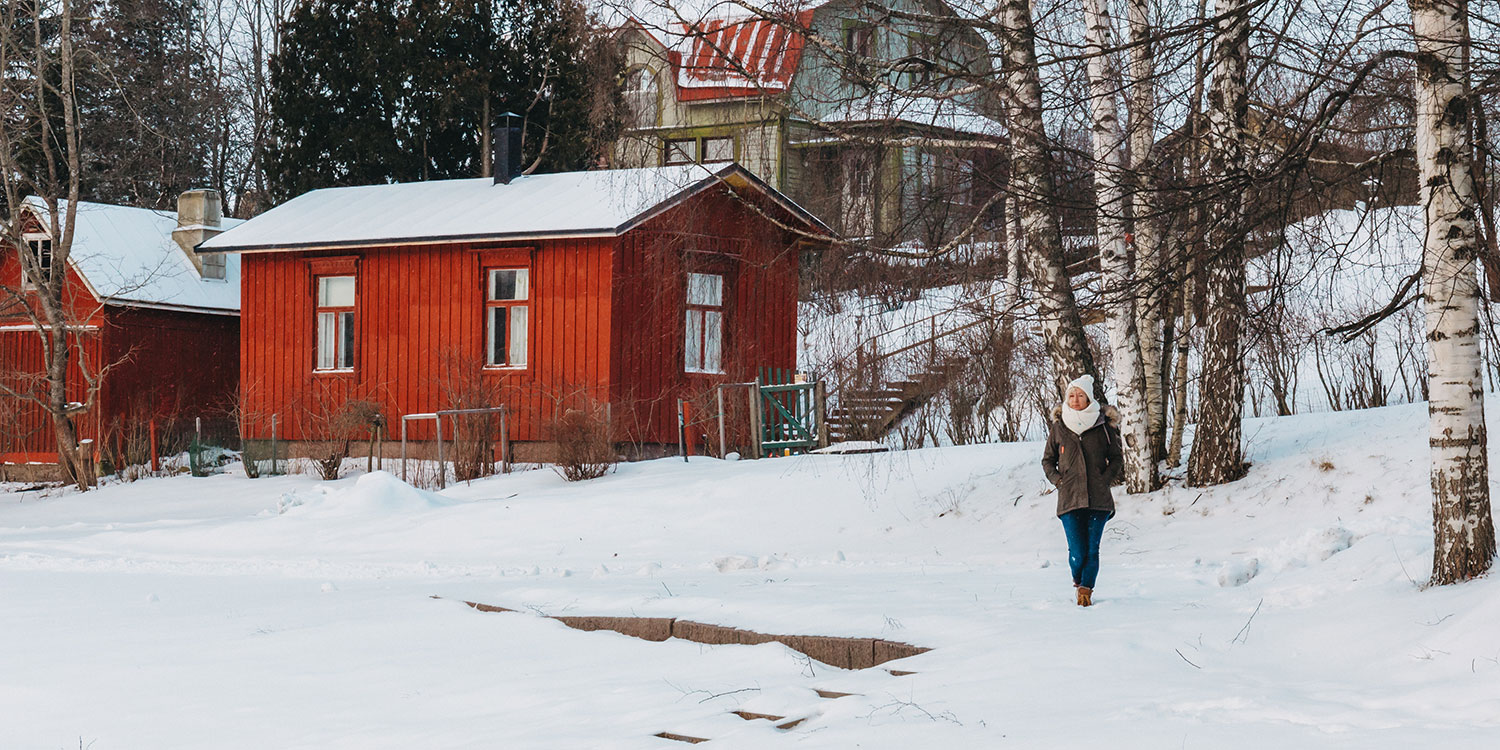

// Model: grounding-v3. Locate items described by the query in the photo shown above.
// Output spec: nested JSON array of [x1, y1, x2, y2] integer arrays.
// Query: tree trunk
[[1167, 258, 1195, 467], [1127, 0, 1167, 461], [1187, 0, 1251, 487], [1084, 0, 1156, 492], [1410, 0, 1495, 584], [996, 0, 1102, 400]]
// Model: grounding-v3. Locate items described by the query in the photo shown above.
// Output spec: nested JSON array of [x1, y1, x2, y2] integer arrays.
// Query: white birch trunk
[[1410, 0, 1495, 583], [1084, 0, 1157, 492], [1127, 0, 1167, 460], [1004, 194, 1024, 311], [997, 0, 1104, 400], [1187, 0, 1250, 487]]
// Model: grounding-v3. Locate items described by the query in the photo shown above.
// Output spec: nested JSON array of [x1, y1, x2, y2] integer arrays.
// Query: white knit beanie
[[1061, 375, 1101, 435]]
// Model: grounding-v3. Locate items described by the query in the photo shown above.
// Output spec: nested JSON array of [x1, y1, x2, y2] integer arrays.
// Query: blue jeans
[[1060, 509, 1110, 589]]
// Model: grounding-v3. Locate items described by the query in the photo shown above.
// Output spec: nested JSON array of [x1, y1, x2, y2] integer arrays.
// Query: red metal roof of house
[[672, 10, 815, 100]]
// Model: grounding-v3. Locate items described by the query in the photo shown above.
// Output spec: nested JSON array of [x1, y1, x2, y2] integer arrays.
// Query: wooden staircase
[[826, 355, 967, 442]]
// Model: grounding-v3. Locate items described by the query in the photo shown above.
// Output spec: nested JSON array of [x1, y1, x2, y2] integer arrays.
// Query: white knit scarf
[[1062, 399, 1100, 435]]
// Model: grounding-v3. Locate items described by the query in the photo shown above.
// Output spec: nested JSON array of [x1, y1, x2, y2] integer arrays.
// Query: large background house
[[0, 191, 241, 474], [613, 0, 1005, 249], [202, 163, 830, 457]]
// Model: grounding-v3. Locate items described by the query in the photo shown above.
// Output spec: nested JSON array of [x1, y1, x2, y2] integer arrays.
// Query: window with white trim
[[684, 272, 723, 373], [315, 275, 356, 371], [485, 268, 529, 367], [20, 238, 51, 290]]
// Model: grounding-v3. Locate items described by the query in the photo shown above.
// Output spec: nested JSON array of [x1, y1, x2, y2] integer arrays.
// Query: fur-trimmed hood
[[1051, 403, 1120, 429]]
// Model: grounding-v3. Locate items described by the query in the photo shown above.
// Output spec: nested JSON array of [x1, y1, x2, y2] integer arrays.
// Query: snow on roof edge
[[202, 163, 833, 254]]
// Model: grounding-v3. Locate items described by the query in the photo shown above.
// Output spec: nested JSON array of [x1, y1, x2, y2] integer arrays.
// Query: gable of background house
[[614, 1, 1003, 245]]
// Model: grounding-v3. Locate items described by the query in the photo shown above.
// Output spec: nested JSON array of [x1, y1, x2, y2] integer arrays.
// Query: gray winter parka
[[1041, 405, 1124, 517]]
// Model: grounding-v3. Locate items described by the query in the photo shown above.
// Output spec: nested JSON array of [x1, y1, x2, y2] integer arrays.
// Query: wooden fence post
[[815, 380, 829, 449], [500, 408, 511, 474], [716, 386, 727, 458], [748, 378, 763, 459], [78, 440, 95, 489]]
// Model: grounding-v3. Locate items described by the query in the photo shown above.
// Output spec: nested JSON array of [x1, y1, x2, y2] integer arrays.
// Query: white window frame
[[315, 275, 356, 372], [684, 272, 724, 374], [19, 234, 51, 291], [484, 267, 529, 369]]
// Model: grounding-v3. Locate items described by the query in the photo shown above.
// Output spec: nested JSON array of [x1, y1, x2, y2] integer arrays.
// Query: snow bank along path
[[2, 399, 1499, 748]]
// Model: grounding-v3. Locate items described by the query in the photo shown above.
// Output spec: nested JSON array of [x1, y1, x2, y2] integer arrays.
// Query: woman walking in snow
[[1041, 374, 1123, 607]]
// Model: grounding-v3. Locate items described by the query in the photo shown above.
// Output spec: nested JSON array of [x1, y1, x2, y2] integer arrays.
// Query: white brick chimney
[[172, 189, 226, 279]]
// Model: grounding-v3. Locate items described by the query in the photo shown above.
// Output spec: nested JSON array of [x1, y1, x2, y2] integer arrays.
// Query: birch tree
[[997, 0, 1104, 400], [0, 0, 91, 488], [1187, 0, 1251, 486], [1083, 0, 1157, 491], [1126, 0, 1168, 460], [1409, 0, 1495, 583]]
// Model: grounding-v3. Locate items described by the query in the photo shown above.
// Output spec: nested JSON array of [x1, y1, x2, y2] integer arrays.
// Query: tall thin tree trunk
[[1084, 0, 1156, 492], [1168, 259, 1195, 467], [1187, 0, 1251, 486], [1127, 0, 1167, 461], [997, 0, 1102, 399], [1410, 0, 1495, 584]]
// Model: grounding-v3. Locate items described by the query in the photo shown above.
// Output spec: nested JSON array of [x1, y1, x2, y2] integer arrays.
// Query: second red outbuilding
[[201, 163, 830, 456]]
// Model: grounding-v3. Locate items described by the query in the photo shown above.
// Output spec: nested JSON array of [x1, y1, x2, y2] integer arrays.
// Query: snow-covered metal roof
[[22, 197, 242, 314], [200, 163, 830, 254], [798, 96, 1006, 139]]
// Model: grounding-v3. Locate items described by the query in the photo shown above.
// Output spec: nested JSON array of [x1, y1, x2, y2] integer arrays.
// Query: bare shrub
[[550, 402, 615, 481], [440, 358, 505, 482], [109, 399, 189, 482], [307, 398, 384, 481]]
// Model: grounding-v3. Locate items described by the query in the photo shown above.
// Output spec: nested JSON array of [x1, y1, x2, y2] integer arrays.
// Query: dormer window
[[20, 237, 51, 290]]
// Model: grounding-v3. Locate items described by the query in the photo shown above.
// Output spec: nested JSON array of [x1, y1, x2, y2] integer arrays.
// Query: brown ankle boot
[[1077, 587, 1093, 607]]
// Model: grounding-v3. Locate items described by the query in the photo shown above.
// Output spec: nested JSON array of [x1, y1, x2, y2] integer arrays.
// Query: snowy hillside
[[3, 399, 1498, 748]]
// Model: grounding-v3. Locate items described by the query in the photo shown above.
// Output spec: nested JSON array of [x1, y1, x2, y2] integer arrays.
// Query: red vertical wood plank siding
[[237, 183, 805, 449], [240, 237, 617, 443], [2, 251, 237, 462], [608, 187, 803, 444]]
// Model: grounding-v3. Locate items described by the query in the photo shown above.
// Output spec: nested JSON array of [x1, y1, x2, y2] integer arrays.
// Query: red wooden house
[[199, 163, 829, 456], [1, 191, 240, 472]]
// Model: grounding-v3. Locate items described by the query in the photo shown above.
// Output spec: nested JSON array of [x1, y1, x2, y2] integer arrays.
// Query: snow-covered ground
[[4, 400, 1499, 748]]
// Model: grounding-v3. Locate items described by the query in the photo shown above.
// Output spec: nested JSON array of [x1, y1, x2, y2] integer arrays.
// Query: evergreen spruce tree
[[264, 0, 622, 200], [264, 0, 412, 200], [82, 0, 216, 208]]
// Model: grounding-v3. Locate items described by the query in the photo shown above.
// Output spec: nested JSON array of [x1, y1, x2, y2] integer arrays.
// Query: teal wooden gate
[[758, 367, 826, 453]]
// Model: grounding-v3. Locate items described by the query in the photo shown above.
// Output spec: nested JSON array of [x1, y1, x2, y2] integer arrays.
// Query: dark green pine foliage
[[265, 0, 415, 200], [82, 0, 216, 208], [265, 0, 622, 201], [403, 0, 493, 180]]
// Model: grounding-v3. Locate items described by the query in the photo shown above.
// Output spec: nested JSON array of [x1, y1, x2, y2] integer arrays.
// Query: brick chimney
[[172, 189, 226, 279]]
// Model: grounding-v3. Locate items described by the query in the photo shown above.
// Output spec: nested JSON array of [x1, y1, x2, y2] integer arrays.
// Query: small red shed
[[200, 163, 829, 455], [1, 191, 241, 470]]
